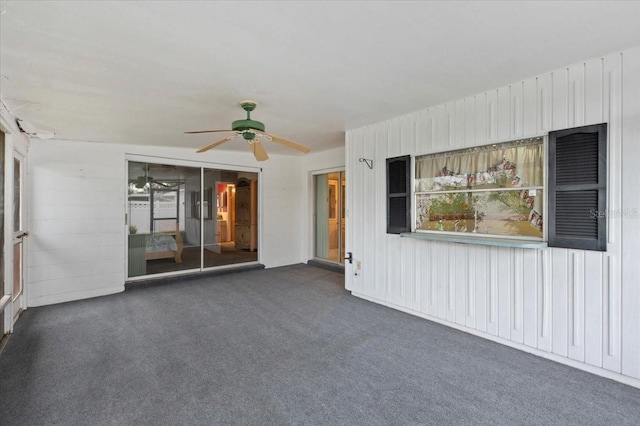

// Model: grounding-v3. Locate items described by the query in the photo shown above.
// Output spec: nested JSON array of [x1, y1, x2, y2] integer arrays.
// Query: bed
[[145, 231, 183, 263]]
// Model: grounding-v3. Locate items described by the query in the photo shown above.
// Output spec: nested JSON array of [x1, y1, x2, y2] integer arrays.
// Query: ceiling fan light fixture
[[242, 131, 256, 141]]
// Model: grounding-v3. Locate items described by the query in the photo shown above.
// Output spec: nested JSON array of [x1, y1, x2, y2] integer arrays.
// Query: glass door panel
[[127, 161, 199, 277], [315, 171, 345, 263], [203, 169, 258, 269]]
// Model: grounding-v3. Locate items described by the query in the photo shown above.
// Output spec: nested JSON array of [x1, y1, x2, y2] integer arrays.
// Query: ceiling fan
[[185, 100, 310, 161]]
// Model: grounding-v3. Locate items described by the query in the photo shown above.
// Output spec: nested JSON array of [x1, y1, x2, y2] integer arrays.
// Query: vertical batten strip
[[568, 71, 573, 127], [488, 248, 494, 323], [572, 252, 579, 347], [512, 93, 518, 136], [606, 255, 612, 356], [448, 246, 454, 313], [430, 242, 436, 310], [467, 249, 472, 318], [607, 255, 615, 357], [608, 70, 617, 244], [582, 62, 587, 125], [572, 80, 578, 126], [491, 248, 498, 326]]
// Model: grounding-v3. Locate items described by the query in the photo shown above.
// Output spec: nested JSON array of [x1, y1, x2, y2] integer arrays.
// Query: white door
[[11, 152, 26, 320]]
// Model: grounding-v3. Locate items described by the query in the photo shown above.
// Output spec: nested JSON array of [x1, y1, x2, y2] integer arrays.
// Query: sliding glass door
[[315, 171, 345, 263], [127, 161, 258, 278]]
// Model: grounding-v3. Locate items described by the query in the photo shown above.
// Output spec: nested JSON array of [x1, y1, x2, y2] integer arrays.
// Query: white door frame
[[0, 113, 30, 335], [11, 149, 27, 320]]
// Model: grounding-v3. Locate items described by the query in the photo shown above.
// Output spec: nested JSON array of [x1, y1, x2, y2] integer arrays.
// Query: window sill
[[400, 232, 548, 249]]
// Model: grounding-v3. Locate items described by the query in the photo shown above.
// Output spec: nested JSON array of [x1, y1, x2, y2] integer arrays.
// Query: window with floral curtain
[[414, 137, 544, 239]]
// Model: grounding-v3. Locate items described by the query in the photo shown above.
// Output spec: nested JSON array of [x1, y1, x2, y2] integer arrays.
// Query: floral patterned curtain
[[415, 138, 544, 191]]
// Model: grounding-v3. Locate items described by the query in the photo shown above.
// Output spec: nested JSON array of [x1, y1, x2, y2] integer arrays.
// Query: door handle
[[16, 231, 29, 239], [344, 252, 353, 264]]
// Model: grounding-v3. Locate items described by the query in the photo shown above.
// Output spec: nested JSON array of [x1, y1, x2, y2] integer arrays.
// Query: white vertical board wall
[[345, 46, 640, 385]]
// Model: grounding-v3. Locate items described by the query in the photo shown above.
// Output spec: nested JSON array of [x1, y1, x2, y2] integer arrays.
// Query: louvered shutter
[[548, 124, 607, 251], [387, 156, 411, 234]]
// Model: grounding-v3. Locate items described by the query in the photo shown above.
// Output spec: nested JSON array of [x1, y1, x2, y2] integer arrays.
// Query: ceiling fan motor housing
[[232, 119, 265, 133], [233, 100, 265, 134]]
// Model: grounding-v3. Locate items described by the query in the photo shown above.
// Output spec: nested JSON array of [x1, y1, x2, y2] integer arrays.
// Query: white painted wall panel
[[568, 251, 585, 363], [464, 247, 476, 329], [538, 249, 553, 353], [602, 52, 623, 374], [551, 249, 569, 357], [346, 45, 640, 387], [584, 251, 603, 368], [522, 249, 537, 348], [453, 245, 467, 326], [510, 83, 524, 139], [463, 97, 476, 148], [522, 79, 537, 137], [497, 247, 512, 340], [497, 86, 510, 142], [486, 246, 499, 337], [620, 46, 640, 380], [511, 248, 524, 344], [474, 247, 488, 333]]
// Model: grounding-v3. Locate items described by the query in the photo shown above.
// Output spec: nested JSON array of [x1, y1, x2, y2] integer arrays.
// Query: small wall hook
[[359, 158, 373, 169]]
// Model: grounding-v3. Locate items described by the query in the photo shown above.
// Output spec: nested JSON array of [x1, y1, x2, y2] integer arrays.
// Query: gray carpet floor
[[1, 264, 639, 425]]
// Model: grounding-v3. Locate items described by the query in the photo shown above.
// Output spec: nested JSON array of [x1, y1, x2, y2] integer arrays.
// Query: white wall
[[27, 140, 306, 306], [345, 46, 640, 387]]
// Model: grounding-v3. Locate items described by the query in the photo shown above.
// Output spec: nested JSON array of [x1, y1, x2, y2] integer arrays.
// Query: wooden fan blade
[[196, 135, 236, 153], [251, 140, 269, 161], [265, 132, 310, 153], [185, 129, 235, 134]]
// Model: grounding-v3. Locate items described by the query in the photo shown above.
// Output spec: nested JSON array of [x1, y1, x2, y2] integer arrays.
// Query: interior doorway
[[315, 171, 345, 264]]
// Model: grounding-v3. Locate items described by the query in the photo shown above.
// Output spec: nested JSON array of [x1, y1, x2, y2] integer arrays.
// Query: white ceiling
[[1, 1, 639, 157]]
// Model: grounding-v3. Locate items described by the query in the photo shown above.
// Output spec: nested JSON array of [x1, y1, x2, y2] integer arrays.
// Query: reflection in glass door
[[315, 171, 345, 263], [127, 161, 258, 278]]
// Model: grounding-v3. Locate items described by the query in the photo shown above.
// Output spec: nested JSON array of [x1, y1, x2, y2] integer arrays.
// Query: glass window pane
[[416, 189, 544, 238]]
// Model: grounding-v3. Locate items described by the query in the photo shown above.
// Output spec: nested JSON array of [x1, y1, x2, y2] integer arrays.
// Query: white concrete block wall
[[28, 142, 125, 306], [345, 45, 640, 387], [27, 140, 308, 306]]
